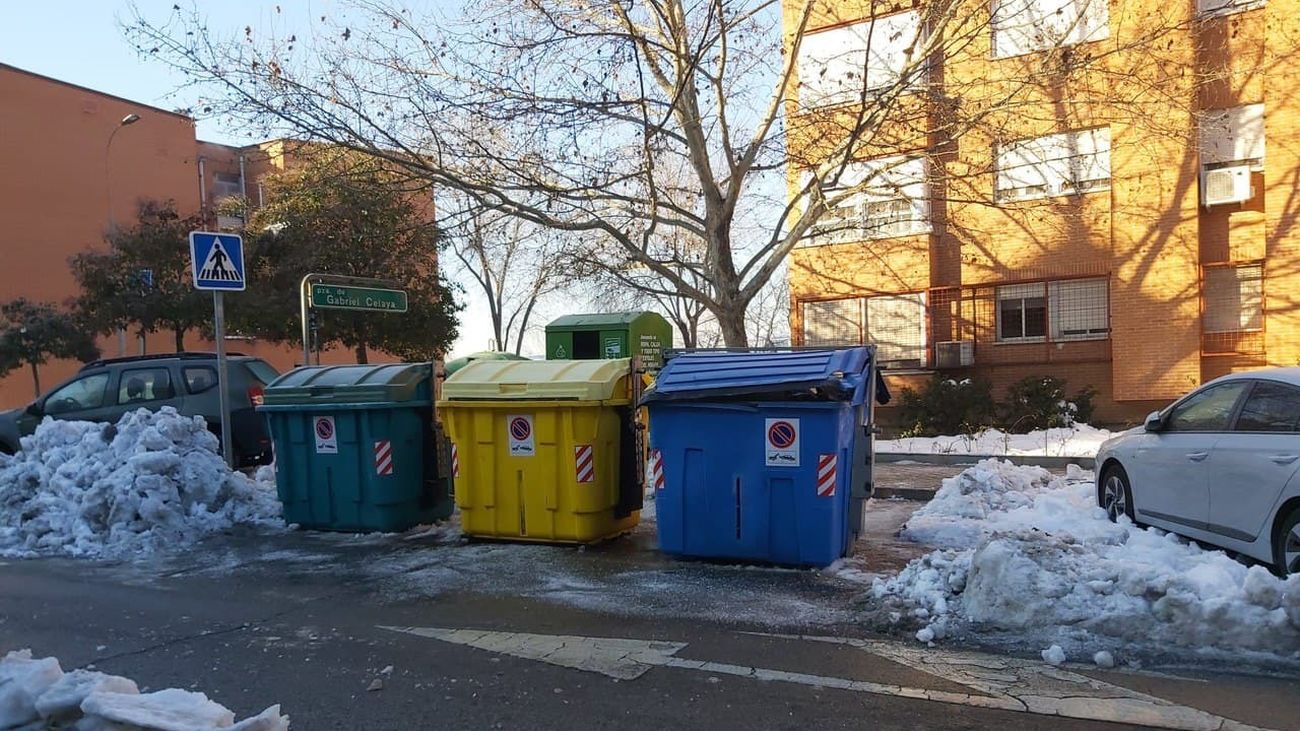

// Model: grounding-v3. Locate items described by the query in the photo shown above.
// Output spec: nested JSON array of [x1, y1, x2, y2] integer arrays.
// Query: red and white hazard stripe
[[574, 444, 595, 483], [450, 443, 459, 478], [816, 453, 837, 497], [649, 449, 665, 491], [374, 440, 394, 476]]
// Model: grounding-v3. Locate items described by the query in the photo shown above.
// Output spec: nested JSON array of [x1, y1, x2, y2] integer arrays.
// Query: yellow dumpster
[[438, 358, 642, 544]]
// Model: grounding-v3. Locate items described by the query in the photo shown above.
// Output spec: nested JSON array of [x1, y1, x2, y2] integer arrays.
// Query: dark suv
[[0, 352, 280, 467]]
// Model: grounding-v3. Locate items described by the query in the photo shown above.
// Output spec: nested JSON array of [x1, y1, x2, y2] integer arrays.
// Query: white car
[[1096, 368, 1300, 576]]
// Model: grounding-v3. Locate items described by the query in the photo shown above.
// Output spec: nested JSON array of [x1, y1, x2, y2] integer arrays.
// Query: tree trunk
[[513, 296, 539, 356], [174, 328, 186, 352], [716, 307, 749, 348], [29, 361, 40, 399], [491, 310, 505, 352], [355, 343, 369, 364], [671, 316, 697, 349]]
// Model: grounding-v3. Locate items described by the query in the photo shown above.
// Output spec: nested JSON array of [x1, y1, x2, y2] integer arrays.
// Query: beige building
[[783, 0, 1299, 425]]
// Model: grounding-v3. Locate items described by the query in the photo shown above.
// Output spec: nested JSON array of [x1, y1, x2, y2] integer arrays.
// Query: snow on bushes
[[0, 649, 288, 730], [869, 459, 1300, 661], [0, 407, 282, 558]]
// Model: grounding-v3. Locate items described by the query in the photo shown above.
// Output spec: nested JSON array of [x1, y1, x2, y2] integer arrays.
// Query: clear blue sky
[[0, 1, 350, 145]]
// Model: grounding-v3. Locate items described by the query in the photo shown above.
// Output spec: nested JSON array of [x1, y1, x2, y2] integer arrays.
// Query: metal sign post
[[299, 273, 408, 366], [212, 290, 232, 468], [189, 231, 246, 469]]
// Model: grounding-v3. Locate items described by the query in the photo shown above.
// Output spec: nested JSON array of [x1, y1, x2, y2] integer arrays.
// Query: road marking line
[[380, 626, 1271, 731], [746, 633, 1269, 731]]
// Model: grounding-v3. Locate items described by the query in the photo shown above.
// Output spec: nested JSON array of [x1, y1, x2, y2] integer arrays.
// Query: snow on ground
[[877, 424, 1115, 458], [0, 408, 283, 559], [865, 459, 1300, 664], [0, 649, 287, 730]]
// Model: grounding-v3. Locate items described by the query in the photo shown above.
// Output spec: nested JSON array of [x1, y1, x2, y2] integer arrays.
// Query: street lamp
[[105, 112, 141, 355], [105, 113, 141, 224]]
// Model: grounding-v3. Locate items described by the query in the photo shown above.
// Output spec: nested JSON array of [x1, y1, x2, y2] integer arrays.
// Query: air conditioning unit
[[1202, 166, 1253, 207], [934, 341, 974, 369]]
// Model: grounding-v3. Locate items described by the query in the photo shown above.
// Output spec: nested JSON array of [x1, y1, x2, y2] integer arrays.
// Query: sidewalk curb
[[872, 487, 936, 502], [877, 453, 1096, 470]]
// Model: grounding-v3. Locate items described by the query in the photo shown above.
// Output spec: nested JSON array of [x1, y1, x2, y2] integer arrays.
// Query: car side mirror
[[24, 402, 41, 417], [1143, 411, 1164, 432]]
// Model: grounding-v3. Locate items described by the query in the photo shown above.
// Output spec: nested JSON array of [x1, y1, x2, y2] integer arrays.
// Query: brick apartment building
[[783, 0, 1299, 425], [0, 64, 362, 408]]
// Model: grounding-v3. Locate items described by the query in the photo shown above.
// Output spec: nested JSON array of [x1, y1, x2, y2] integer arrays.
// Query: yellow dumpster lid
[[442, 358, 632, 401]]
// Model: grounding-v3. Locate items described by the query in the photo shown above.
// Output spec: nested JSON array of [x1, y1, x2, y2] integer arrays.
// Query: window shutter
[[797, 11, 922, 109], [1049, 278, 1109, 339], [1203, 265, 1263, 334], [866, 294, 927, 364], [1200, 104, 1265, 166], [803, 299, 864, 345], [992, 0, 1109, 58]]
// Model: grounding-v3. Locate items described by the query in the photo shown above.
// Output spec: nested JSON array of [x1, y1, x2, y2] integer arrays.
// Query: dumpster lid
[[441, 358, 632, 401], [640, 348, 889, 406], [262, 362, 432, 406], [444, 351, 530, 376], [545, 312, 658, 331]]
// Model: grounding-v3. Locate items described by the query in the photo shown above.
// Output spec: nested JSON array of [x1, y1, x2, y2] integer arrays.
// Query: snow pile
[[0, 649, 288, 730], [869, 459, 1300, 660], [878, 424, 1114, 458], [0, 408, 282, 558]]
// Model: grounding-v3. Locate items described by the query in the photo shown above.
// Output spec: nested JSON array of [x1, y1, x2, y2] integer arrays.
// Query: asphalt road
[[2, 465, 1298, 730]]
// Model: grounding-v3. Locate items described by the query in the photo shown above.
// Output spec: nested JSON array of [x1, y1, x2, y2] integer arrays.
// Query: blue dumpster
[[641, 348, 888, 567]]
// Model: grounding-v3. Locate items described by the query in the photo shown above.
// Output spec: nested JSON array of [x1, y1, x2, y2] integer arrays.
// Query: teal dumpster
[[259, 363, 452, 532]]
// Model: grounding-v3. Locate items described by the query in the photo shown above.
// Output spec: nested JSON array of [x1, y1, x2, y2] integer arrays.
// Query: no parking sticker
[[314, 415, 338, 454], [508, 415, 535, 457], [764, 418, 800, 467]]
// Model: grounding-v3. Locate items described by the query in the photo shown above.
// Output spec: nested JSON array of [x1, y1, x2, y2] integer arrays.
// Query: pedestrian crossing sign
[[188, 231, 246, 291]]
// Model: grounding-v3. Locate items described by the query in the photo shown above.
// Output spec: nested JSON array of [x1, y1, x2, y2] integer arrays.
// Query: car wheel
[[1273, 507, 1300, 577], [1099, 464, 1135, 523]]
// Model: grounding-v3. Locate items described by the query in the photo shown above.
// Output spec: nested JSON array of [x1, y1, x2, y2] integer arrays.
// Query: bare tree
[[130, 0, 1203, 346], [440, 198, 565, 354], [746, 270, 791, 348]]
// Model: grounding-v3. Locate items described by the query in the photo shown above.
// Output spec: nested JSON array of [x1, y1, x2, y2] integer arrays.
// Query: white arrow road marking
[[380, 626, 1271, 731], [378, 626, 686, 680]]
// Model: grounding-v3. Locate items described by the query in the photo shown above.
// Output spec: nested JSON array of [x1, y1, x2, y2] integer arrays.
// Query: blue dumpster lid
[[641, 348, 889, 406]]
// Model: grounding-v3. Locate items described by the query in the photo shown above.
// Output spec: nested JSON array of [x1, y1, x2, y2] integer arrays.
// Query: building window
[[997, 283, 1048, 341], [803, 298, 863, 346], [801, 294, 926, 366], [213, 172, 243, 201], [997, 279, 1109, 342], [1048, 278, 1109, 340], [867, 294, 927, 366], [1203, 264, 1263, 334], [806, 156, 929, 245], [797, 11, 924, 109], [991, 0, 1109, 59], [996, 128, 1111, 202], [1199, 104, 1265, 170], [1197, 0, 1266, 17]]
